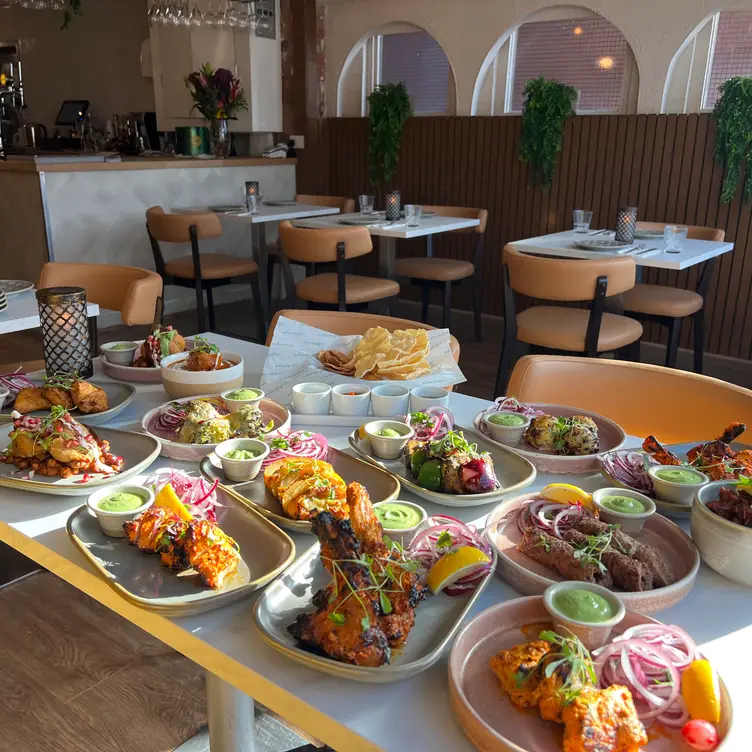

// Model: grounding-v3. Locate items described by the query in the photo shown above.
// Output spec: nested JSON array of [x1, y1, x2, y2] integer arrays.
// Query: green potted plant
[[713, 76, 752, 203], [519, 76, 578, 186], [367, 82, 412, 197]]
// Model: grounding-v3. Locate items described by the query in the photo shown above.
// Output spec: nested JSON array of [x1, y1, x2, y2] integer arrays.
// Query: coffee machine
[[0, 41, 24, 159]]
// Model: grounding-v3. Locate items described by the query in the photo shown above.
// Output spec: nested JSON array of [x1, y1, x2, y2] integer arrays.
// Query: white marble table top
[[292, 212, 480, 238], [0, 289, 99, 335]]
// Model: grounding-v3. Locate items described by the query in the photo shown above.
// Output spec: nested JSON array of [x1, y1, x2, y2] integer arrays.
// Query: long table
[[0, 333, 749, 751]]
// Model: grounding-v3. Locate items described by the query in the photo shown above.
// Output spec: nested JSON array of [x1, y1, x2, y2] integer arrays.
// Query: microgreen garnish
[[43, 371, 78, 390], [437, 530, 454, 550], [538, 629, 596, 703], [191, 336, 220, 355], [569, 526, 618, 575]]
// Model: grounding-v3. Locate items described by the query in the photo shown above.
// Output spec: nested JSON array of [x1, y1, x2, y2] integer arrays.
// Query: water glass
[[245, 194, 258, 214], [664, 225, 689, 250], [359, 194, 375, 214], [405, 204, 423, 227], [573, 209, 593, 234]]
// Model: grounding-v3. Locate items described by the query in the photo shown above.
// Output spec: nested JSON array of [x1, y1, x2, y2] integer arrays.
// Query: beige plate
[[0, 425, 161, 496], [449, 596, 733, 752], [254, 543, 496, 682], [67, 480, 295, 616], [485, 493, 700, 613], [349, 425, 537, 508], [202, 447, 401, 534]]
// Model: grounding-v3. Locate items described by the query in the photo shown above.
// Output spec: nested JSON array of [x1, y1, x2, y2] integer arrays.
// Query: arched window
[[337, 23, 455, 117], [704, 10, 752, 108]]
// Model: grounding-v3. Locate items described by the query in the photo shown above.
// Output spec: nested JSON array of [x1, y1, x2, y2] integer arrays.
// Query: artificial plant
[[713, 76, 752, 203], [519, 76, 577, 186], [367, 82, 412, 188], [61, 0, 83, 29]]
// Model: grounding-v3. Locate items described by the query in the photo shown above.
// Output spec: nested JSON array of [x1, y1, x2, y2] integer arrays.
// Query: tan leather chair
[[394, 206, 488, 338], [277, 221, 400, 312], [146, 206, 265, 338], [622, 223, 725, 374], [495, 246, 643, 395], [507, 355, 752, 443]]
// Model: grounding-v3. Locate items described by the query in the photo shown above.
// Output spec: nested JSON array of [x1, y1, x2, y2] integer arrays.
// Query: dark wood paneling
[[297, 114, 751, 359]]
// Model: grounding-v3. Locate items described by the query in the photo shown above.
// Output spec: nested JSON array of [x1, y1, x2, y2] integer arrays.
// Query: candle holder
[[385, 190, 401, 222], [245, 181, 259, 213], [36, 287, 93, 378], [615, 206, 637, 243]]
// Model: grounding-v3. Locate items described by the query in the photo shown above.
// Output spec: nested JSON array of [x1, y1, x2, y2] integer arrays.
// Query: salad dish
[[486, 487, 700, 613], [474, 397, 626, 474], [449, 597, 732, 752]]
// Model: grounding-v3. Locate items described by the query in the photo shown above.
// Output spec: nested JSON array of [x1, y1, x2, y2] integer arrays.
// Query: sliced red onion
[[145, 467, 224, 522], [599, 450, 655, 494], [262, 430, 329, 468]]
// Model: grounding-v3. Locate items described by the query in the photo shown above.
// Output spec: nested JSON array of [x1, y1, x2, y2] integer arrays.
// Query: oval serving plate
[[349, 425, 536, 508], [484, 492, 700, 614], [100, 338, 196, 384], [142, 393, 291, 462], [449, 597, 733, 752], [474, 403, 626, 475]]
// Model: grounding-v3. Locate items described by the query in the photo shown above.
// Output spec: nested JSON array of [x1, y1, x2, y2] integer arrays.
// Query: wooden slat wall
[[297, 114, 752, 360]]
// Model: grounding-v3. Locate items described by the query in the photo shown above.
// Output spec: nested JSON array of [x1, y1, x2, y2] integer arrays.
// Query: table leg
[[206, 670, 256, 752], [251, 223, 270, 326], [379, 236, 397, 280]]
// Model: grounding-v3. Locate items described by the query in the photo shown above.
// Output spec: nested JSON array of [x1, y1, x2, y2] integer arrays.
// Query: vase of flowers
[[185, 63, 248, 158]]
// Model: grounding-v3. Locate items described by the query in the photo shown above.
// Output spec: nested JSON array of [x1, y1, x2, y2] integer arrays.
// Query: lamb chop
[[687, 422, 752, 480]]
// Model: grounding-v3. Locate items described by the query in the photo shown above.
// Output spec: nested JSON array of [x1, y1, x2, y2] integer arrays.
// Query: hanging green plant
[[367, 82, 412, 188], [61, 0, 83, 29], [519, 76, 577, 187], [713, 76, 752, 203]]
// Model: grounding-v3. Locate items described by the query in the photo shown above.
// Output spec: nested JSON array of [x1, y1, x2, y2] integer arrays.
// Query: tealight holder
[[385, 190, 401, 222], [615, 206, 637, 243], [36, 287, 93, 378]]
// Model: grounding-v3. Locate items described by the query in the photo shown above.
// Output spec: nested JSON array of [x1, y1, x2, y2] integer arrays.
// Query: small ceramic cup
[[410, 386, 450, 412], [364, 419, 414, 460], [482, 410, 532, 447], [648, 465, 709, 506], [543, 581, 626, 651], [87, 484, 154, 538], [371, 385, 410, 417], [221, 387, 264, 413], [292, 382, 332, 415], [331, 384, 371, 417], [592, 487, 656, 535], [215, 437, 270, 482], [372, 500, 428, 546], [100, 341, 139, 365]]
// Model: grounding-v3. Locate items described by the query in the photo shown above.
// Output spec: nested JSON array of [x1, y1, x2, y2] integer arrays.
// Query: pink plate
[[474, 403, 626, 475], [449, 597, 733, 752], [485, 494, 700, 614]]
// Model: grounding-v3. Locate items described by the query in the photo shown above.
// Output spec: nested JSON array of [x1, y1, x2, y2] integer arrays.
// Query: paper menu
[[260, 318, 466, 404]]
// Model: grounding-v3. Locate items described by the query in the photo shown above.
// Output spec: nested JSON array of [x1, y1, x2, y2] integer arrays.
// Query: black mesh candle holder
[[36, 287, 93, 378], [385, 190, 401, 222], [245, 181, 259, 212], [615, 206, 638, 243]]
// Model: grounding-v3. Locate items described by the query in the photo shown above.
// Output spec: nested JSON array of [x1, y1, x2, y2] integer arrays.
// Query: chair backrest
[[267, 309, 460, 364], [503, 246, 636, 301], [636, 222, 725, 242], [145, 206, 223, 243], [38, 262, 163, 326], [507, 355, 752, 443], [422, 205, 488, 234], [278, 220, 373, 263], [295, 194, 356, 214]]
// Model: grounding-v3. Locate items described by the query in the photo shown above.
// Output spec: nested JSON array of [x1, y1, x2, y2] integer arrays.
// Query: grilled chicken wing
[[687, 423, 751, 480], [642, 436, 682, 465]]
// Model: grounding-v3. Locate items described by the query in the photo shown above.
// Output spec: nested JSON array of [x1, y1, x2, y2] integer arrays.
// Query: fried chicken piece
[[182, 519, 240, 589], [185, 349, 225, 372], [490, 640, 556, 710], [642, 436, 682, 465], [42, 386, 74, 409], [124, 507, 180, 552], [70, 380, 109, 414], [13, 387, 51, 414]]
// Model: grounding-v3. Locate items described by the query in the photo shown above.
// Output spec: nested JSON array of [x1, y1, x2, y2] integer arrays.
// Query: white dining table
[[0, 333, 749, 752], [0, 288, 99, 336]]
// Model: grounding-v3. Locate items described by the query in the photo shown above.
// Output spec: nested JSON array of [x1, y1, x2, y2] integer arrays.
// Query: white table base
[[206, 671, 257, 752]]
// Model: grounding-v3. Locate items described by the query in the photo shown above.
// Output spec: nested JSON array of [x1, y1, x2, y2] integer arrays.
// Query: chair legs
[[194, 279, 208, 333], [443, 282, 452, 330], [693, 309, 705, 374], [420, 284, 430, 324], [206, 286, 216, 331], [472, 274, 483, 341], [249, 274, 266, 342], [664, 317, 680, 368]]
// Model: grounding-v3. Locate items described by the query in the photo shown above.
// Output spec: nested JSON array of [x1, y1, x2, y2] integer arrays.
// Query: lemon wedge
[[426, 546, 490, 595], [540, 483, 596, 511], [154, 482, 193, 521], [358, 424, 369, 441], [682, 659, 721, 723]]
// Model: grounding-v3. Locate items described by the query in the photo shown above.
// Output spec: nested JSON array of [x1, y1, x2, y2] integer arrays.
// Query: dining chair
[[506, 354, 752, 443], [394, 206, 488, 338], [494, 246, 643, 395], [621, 222, 725, 374], [277, 222, 400, 313], [145, 206, 265, 339]]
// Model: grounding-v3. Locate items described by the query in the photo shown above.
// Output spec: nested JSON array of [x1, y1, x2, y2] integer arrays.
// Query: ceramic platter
[[449, 597, 733, 752], [348, 424, 536, 508], [67, 482, 295, 616], [141, 393, 291, 462], [572, 239, 633, 251], [200, 446, 401, 534], [485, 492, 700, 614], [1, 380, 135, 427], [338, 216, 379, 226], [0, 425, 161, 496], [254, 542, 496, 682], [100, 338, 195, 384], [473, 403, 626, 475], [0, 279, 34, 295]]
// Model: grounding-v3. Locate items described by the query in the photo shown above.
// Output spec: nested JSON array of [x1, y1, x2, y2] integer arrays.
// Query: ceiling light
[[597, 56, 615, 70]]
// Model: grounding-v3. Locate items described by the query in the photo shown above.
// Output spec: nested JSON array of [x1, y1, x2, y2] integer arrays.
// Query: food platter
[[485, 493, 700, 613], [449, 597, 733, 752], [201, 446, 401, 534], [348, 425, 537, 508], [100, 338, 195, 383], [67, 482, 295, 615], [474, 402, 626, 474], [254, 541, 496, 682]]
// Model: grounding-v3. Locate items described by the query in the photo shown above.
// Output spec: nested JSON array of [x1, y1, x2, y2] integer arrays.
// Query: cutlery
[[665, 250, 681, 254], [589, 229, 608, 235], [636, 247, 658, 255]]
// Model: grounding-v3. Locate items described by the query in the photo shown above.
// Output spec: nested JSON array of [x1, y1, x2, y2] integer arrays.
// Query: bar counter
[[0, 156, 297, 173]]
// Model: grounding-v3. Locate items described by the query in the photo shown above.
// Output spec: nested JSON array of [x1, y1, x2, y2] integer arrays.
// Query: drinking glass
[[405, 205, 423, 227], [188, 0, 204, 26], [573, 209, 593, 234], [359, 194, 375, 214], [664, 225, 689, 251]]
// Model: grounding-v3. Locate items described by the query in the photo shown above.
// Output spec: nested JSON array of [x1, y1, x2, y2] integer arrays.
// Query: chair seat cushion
[[296, 274, 400, 305], [517, 306, 643, 352], [164, 253, 259, 280], [621, 283, 703, 317], [395, 257, 475, 282]]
